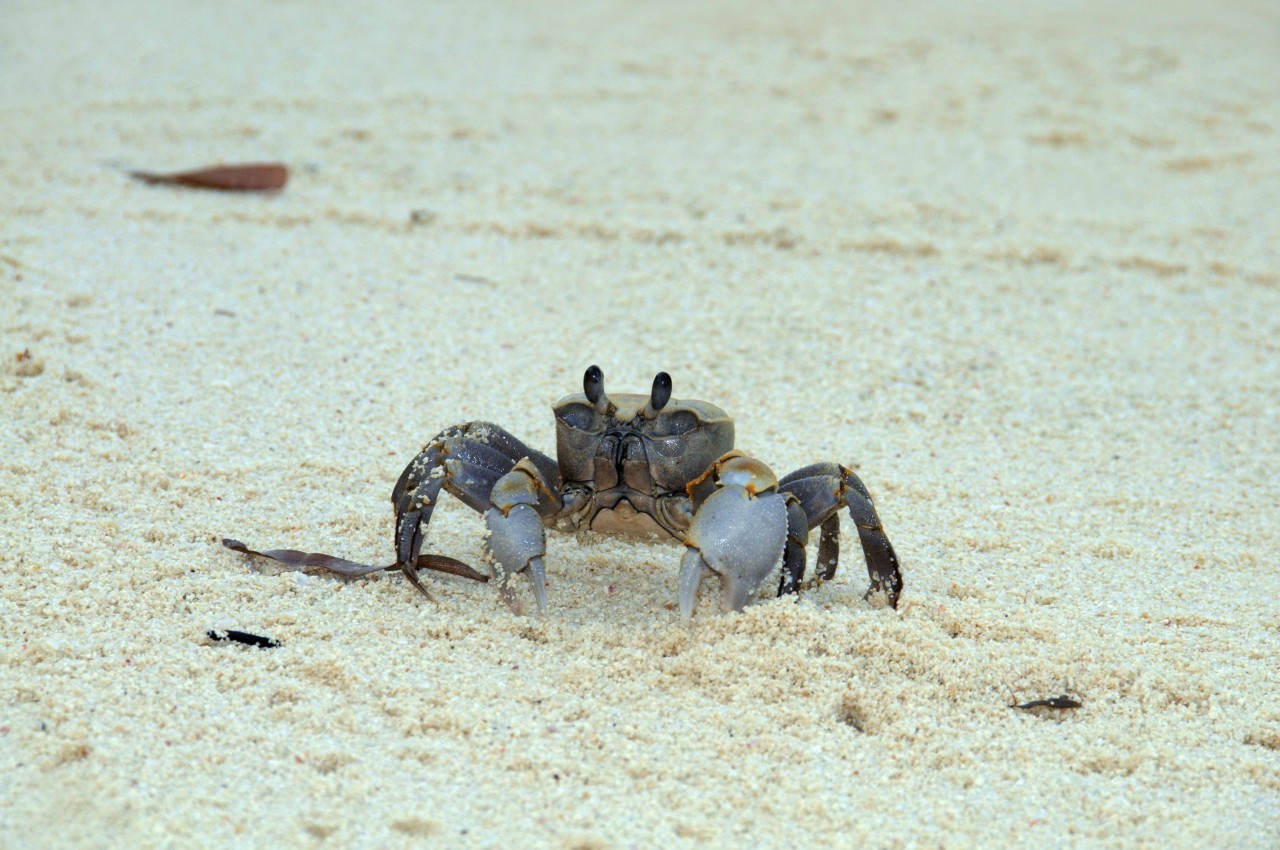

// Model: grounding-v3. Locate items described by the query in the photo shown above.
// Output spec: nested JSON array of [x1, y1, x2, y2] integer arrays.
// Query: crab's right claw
[[679, 455, 788, 621], [484, 460, 554, 615]]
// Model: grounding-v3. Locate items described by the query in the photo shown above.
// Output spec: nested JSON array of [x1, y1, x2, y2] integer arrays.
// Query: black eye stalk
[[644, 371, 672, 419], [584, 364, 612, 415]]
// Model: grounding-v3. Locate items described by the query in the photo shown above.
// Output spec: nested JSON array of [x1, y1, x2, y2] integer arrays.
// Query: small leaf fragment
[[130, 162, 288, 192], [221, 538, 489, 582]]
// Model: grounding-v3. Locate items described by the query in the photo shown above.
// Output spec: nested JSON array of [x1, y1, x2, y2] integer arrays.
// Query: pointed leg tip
[[528, 557, 549, 616], [677, 549, 710, 623], [400, 562, 436, 602], [864, 582, 901, 610]]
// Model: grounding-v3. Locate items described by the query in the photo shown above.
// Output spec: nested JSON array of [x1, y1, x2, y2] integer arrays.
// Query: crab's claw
[[484, 459, 555, 615], [485, 505, 548, 615], [679, 454, 788, 620]]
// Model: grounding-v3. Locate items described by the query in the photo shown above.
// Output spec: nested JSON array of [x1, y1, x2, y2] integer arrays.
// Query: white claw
[[485, 503, 549, 616], [497, 578, 523, 615], [719, 568, 763, 613], [527, 556, 548, 616], [680, 483, 787, 620], [678, 548, 712, 622]]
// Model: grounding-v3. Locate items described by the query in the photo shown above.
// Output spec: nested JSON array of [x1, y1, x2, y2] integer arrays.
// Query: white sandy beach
[[2, 1, 1278, 847]]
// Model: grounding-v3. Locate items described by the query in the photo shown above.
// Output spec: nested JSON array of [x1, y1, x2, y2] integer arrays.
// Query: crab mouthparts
[[602, 429, 645, 469], [588, 496, 669, 539]]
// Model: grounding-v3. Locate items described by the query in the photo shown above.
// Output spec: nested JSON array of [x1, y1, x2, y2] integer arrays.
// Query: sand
[[2, 0, 1278, 847]]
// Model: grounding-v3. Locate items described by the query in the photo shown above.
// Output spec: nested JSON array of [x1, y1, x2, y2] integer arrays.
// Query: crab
[[225, 366, 902, 618]]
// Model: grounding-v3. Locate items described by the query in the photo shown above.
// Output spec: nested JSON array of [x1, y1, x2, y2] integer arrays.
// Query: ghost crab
[[225, 366, 902, 618]]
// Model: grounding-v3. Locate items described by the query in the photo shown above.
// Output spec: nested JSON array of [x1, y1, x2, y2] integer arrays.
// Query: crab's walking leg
[[392, 422, 562, 602], [679, 453, 790, 620], [779, 463, 902, 607], [225, 421, 557, 598], [778, 496, 811, 596]]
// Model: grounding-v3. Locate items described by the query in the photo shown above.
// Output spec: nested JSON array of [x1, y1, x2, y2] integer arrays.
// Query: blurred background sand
[[2, 1, 1278, 847]]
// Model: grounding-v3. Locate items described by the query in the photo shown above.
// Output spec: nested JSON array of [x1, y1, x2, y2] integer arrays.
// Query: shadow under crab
[[225, 366, 903, 618]]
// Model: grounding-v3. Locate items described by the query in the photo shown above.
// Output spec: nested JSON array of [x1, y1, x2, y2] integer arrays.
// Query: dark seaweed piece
[[1013, 695, 1082, 711], [207, 629, 281, 649], [130, 163, 288, 192]]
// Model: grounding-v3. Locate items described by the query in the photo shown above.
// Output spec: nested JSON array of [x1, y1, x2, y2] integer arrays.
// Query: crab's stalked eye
[[558, 403, 598, 432], [642, 371, 673, 420], [583, 364, 613, 415], [650, 372, 672, 411], [584, 365, 605, 405]]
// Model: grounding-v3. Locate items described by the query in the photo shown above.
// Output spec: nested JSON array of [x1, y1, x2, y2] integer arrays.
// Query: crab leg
[[779, 462, 902, 607], [678, 453, 790, 620], [225, 421, 563, 602], [778, 496, 811, 596], [391, 422, 561, 599]]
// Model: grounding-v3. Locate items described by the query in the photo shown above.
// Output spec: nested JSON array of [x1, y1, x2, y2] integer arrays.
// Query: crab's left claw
[[484, 459, 556, 615], [679, 454, 789, 620]]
